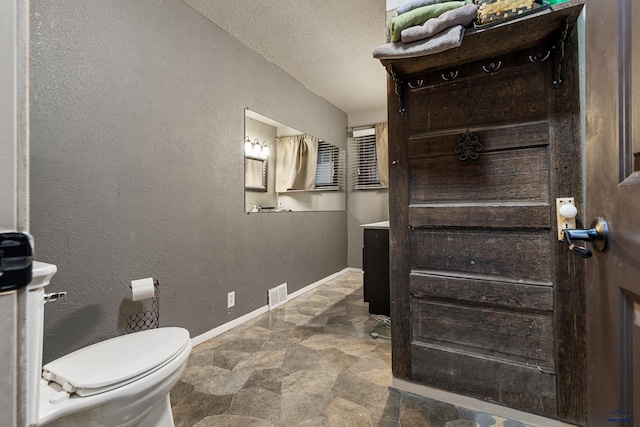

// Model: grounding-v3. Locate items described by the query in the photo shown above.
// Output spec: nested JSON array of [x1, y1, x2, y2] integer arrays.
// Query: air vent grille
[[268, 283, 288, 310]]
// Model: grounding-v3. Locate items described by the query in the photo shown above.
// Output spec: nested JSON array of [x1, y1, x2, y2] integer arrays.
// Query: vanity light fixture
[[245, 136, 253, 156], [253, 139, 262, 156], [245, 136, 270, 159]]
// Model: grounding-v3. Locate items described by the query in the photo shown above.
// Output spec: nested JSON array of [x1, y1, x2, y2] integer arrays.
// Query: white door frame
[[1, 0, 29, 231], [1, 0, 30, 426]]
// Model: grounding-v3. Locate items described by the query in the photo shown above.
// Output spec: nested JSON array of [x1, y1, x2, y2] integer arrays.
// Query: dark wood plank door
[[584, 0, 640, 425], [387, 26, 587, 423]]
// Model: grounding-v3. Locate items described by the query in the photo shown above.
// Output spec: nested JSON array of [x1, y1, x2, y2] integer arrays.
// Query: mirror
[[245, 157, 267, 192], [244, 109, 346, 213]]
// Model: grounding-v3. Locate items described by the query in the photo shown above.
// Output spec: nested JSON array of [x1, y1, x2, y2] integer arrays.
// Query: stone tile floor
[[170, 271, 533, 427]]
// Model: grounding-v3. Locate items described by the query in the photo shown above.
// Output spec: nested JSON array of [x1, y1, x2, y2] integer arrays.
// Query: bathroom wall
[[30, 0, 347, 362]]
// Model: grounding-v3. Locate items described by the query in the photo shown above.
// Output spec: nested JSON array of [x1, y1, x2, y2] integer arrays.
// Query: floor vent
[[268, 283, 288, 310]]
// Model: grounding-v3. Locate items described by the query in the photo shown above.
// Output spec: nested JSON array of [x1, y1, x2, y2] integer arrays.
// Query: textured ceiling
[[182, 0, 389, 115]]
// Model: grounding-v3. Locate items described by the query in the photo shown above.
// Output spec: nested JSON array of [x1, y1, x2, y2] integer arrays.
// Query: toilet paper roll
[[131, 277, 155, 301]]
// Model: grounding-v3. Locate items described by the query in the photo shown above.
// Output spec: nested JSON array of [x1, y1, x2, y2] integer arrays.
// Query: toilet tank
[[26, 261, 57, 427]]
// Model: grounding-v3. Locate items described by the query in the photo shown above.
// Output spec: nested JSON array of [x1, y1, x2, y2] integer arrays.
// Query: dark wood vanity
[[361, 221, 390, 316], [378, 2, 586, 424]]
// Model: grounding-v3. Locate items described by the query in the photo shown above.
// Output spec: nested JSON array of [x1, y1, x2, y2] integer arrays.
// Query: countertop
[[360, 221, 390, 229]]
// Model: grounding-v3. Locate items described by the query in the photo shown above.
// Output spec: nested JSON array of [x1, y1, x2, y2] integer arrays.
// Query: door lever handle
[[562, 218, 610, 258]]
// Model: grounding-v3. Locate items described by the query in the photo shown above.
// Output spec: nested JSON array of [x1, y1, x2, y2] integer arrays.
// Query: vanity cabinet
[[379, 2, 586, 424], [361, 222, 390, 316]]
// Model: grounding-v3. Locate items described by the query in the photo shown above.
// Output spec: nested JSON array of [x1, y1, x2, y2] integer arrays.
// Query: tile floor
[[169, 271, 532, 427]]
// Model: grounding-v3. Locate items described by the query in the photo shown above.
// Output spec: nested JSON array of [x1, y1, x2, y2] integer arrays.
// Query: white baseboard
[[288, 268, 349, 300], [191, 268, 350, 347], [389, 377, 578, 427], [191, 305, 269, 346]]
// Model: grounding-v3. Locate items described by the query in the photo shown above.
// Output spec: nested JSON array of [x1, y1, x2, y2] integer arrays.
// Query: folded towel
[[373, 25, 464, 59], [397, 0, 456, 15], [390, 0, 468, 43], [401, 3, 477, 43]]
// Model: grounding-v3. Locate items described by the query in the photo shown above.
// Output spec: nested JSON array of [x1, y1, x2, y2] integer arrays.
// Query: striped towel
[[397, 0, 457, 15], [401, 3, 477, 44], [373, 25, 465, 59], [390, 0, 469, 43]]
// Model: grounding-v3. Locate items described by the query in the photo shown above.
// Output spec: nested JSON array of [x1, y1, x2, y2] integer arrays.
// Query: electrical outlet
[[227, 291, 235, 308]]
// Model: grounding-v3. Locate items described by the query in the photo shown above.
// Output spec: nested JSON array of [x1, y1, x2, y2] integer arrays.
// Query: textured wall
[[30, 0, 347, 363]]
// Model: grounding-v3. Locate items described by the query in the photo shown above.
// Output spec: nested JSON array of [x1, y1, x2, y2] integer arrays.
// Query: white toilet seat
[[42, 327, 190, 398], [37, 327, 192, 426]]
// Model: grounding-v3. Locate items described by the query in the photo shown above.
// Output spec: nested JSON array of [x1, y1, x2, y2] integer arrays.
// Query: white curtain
[[275, 135, 319, 192], [375, 122, 389, 187]]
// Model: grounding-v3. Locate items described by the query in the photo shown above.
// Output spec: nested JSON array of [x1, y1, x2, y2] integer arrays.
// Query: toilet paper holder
[[126, 280, 159, 333]]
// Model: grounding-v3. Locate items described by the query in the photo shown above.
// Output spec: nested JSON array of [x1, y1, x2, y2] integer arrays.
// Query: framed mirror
[[245, 157, 267, 192]]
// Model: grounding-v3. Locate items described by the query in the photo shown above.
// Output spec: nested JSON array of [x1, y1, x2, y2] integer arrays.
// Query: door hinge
[[552, 16, 571, 88], [386, 65, 405, 114]]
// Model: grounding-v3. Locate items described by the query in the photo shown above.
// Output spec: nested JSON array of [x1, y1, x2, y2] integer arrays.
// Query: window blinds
[[349, 128, 381, 189], [315, 140, 346, 190]]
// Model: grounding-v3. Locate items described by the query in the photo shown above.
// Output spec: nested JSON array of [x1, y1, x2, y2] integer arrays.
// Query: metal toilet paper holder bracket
[[126, 280, 159, 333]]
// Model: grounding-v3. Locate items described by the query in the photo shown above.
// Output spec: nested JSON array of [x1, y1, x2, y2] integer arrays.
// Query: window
[[276, 136, 344, 192], [315, 140, 339, 187], [315, 140, 345, 190], [349, 126, 388, 190]]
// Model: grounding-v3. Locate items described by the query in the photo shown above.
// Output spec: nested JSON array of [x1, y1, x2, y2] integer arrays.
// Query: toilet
[[26, 261, 192, 426]]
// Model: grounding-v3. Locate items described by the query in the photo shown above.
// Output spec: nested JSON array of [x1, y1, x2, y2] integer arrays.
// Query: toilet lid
[[42, 327, 190, 397]]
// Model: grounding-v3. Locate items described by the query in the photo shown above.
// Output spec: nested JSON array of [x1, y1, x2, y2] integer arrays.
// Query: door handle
[[562, 218, 610, 258]]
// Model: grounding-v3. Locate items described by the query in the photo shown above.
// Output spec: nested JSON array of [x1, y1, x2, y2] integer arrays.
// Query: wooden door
[[585, 0, 640, 425], [385, 6, 587, 423]]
